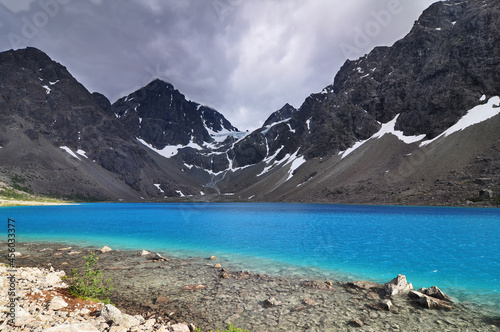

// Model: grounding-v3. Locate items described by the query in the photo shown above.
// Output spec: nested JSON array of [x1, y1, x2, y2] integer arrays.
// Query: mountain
[[112, 79, 239, 149], [203, 0, 500, 205], [0, 48, 201, 200], [0, 0, 499, 206]]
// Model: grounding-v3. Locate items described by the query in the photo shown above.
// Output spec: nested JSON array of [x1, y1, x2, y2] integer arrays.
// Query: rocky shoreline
[[1, 242, 499, 331]]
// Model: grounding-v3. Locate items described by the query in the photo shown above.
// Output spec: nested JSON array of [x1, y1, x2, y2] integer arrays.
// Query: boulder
[[208, 255, 217, 260], [418, 286, 451, 301], [409, 290, 453, 309], [479, 189, 493, 199], [99, 246, 113, 253], [214, 263, 222, 268], [101, 304, 123, 324], [151, 253, 167, 261], [138, 250, 150, 256], [385, 275, 413, 296]]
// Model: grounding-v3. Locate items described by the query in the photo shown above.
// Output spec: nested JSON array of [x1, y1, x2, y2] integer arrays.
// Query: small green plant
[[195, 323, 249, 332], [69, 252, 113, 302]]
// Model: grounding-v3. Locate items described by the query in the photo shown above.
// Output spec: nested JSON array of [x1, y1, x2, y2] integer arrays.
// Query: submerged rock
[[346, 280, 383, 291], [301, 280, 335, 291]]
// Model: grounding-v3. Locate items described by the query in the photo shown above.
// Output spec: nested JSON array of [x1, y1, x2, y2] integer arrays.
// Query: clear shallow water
[[2, 203, 499, 312]]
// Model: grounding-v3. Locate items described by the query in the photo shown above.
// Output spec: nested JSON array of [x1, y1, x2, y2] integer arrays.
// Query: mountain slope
[[0, 0, 498, 206], [212, 0, 500, 205], [0, 48, 202, 200]]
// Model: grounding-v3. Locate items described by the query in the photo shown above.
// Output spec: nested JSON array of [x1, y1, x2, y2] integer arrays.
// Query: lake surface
[[2, 203, 499, 313]]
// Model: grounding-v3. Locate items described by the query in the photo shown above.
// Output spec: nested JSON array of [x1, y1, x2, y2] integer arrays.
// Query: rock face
[[263, 103, 298, 127], [112, 79, 238, 149]]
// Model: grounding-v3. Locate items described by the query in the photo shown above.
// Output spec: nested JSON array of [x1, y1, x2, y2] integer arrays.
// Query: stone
[[380, 299, 393, 311], [479, 189, 493, 199], [119, 314, 140, 328], [208, 255, 217, 260], [347, 280, 383, 291], [301, 280, 335, 291], [13, 251, 22, 257], [151, 253, 167, 261], [170, 323, 190, 332], [181, 284, 206, 291], [109, 326, 128, 332], [409, 291, 453, 310], [303, 298, 318, 306], [418, 286, 451, 301], [101, 304, 123, 324], [48, 297, 68, 311], [263, 297, 281, 308], [80, 308, 91, 316], [42, 322, 99, 332], [385, 275, 413, 296], [139, 250, 150, 256], [99, 246, 113, 253], [350, 319, 364, 327], [155, 296, 171, 304], [214, 263, 222, 268], [143, 318, 156, 328]]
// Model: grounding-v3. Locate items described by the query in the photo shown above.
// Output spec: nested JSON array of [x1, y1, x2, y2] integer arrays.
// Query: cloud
[[0, 0, 438, 130]]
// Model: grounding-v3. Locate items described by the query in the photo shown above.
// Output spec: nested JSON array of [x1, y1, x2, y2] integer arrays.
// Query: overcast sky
[[0, 0, 438, 130]]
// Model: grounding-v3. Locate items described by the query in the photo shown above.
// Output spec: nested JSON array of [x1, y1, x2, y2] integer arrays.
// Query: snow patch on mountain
[[340, 115, 426, 159], [137, 138, 203, 158], [420, 96, 500, 147], [60, 146, 80, 160]]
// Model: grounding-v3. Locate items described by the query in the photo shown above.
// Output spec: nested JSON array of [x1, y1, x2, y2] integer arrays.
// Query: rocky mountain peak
[[263, 103, 298, 127], [112, 79, 238, 149]]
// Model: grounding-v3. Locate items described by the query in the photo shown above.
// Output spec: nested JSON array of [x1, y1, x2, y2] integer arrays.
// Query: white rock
[[170, 323, 191, 332], [143, 318, 156, 328], [139, 250, 151, 256], [385, 274, 414, 296], [48, 297, 68, 311], [119, 313, 140, 328], [80, 308, 91, 315], [99, 246, 113, 253], [109, 326, 128, 332], [42, 322, 100, 332]]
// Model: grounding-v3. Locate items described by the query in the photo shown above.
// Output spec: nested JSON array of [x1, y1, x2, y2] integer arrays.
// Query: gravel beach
[[2, 242, 499, 331]]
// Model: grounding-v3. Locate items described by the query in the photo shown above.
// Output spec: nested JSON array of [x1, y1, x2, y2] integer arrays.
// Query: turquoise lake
[[2, 203, 499, 312]]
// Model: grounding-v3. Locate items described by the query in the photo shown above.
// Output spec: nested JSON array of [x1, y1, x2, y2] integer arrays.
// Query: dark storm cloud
[[0, 0, 439, 130]]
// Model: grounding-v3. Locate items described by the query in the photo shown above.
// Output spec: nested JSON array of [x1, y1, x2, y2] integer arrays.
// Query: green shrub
[[69, 252, 113, 301]]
